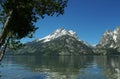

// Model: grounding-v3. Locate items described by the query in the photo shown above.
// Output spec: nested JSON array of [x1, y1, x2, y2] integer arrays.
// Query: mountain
[[10, 28, 93, 55], [36, 28, 80, 42], [94, 26, 120, 55]]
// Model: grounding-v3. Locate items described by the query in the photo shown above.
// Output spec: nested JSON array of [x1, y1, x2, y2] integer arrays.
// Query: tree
[[0, 0, 68, 61]]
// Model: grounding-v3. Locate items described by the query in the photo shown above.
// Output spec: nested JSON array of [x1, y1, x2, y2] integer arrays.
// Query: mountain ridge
[[7, 27, 120, 55], [94, 26, 120, 55], [36, 28, 80, 42], [35, 28, 91, 47], [7, 28, 93, 55]]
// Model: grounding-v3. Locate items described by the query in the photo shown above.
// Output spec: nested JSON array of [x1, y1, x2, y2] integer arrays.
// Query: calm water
[[0, 55, 120, 79]]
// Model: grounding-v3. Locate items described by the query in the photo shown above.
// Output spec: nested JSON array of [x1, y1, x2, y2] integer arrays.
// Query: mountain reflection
[[2, 55, 93, 79], [1, 55, 120, 79], [9, 55, 93, 71]]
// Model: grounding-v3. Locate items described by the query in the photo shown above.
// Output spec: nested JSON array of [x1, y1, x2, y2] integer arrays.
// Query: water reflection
[[0, 55, 120, 79], [96, 56, 120, 79]]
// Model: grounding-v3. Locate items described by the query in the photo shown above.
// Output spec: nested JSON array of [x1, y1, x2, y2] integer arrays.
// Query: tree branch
[[0, 10, 13, 47], [0, 37, 9, 62]]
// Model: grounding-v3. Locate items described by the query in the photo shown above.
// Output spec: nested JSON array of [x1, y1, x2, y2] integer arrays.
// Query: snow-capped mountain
[[99, 26, 120, 48], [36, 28, 80, 42], [94, 26, 120, 55], [36, 28, 91, 47], [10, 28, 93, 55]]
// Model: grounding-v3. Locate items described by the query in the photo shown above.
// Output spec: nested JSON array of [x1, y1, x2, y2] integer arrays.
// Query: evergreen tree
[[0, 0, 68, 61]]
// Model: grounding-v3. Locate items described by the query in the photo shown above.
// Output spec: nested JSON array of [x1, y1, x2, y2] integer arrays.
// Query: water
[[0, 55, 120, 79]]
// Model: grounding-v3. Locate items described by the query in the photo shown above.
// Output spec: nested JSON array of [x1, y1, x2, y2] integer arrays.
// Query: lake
[[0, 55, 120, 79]]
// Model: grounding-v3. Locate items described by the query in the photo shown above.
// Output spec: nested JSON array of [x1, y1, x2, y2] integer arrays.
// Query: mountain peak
[[54, 28, 76, 36], [99, 26, 120, 48], [103, 30, 113, 36], [37, 28, 79, 42]]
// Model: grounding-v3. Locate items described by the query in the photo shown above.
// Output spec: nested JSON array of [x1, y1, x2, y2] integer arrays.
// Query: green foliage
[[0, 0, 67, 39], [8, 38, 24, 50], [0, 0, 67, 50]]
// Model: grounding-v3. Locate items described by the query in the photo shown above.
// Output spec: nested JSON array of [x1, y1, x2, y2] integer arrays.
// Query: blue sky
[[22, 0, 120, 45]]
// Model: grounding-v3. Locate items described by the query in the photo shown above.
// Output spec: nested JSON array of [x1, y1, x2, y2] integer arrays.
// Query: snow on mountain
[[13, 28, 93, 55], [34, 28, 92, 48], [103, 30, 113, 36], [36, 28, 80, 42], [113, 27, 120, 42], [99, 26, 120, 48]]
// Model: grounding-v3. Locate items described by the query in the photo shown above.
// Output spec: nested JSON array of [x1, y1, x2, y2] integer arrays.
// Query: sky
[[22, 0, 120, 45]]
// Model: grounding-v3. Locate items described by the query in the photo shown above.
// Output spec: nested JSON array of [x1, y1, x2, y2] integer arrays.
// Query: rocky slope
[[94, 26, 120, 55], [10, 28, 93, 55]]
